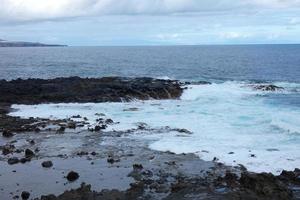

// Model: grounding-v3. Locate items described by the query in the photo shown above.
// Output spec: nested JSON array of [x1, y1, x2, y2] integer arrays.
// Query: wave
[[8, 80, 300, 174]]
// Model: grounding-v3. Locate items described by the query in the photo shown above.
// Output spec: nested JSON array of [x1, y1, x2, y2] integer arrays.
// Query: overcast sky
[[0, 0, 300, 45]]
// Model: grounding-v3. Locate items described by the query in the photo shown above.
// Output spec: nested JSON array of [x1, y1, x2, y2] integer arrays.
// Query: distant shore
[[0, 39, 67, 47]]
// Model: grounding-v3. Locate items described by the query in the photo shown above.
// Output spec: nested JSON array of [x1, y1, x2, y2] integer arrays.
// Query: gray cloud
[[1, 0, 300, 23]]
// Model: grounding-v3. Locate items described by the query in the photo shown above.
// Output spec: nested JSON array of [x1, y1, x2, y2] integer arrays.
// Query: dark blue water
[[0, 45, 300, 83]]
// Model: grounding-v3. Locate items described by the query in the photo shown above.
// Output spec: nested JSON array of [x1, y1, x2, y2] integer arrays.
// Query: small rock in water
[[20, 158, 30, 164], [133, 164, 143, 170], [107, 157, 120, 164], [21, 191, 30, 200], [57, 126, 65, 133], [25, 149, 35, 158], [67, 122, 76, 129], [175, 128, 192, 134], [66, 171, 79, 182], [95, 113, 105, 116], [41, 161, 53, 168], [123, 107, 139, 112], [90, 152, 97, 156], [213, 157, 219, 162], [253, 84, 284, 91], [29, 140, 35, 145], [2, 130, 13, 138], [94, 125, 106, 132], [105, 119, 114, 124], [228, 152, 234, 154], [266, 148, 279, 152], [8, 157, 19, 165]]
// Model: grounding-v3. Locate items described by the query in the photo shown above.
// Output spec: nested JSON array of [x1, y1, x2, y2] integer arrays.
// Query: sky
[[0, 0, 300, 46]]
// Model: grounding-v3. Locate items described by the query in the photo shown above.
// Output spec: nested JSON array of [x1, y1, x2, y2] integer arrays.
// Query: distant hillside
[[0, 39, 67, 47]]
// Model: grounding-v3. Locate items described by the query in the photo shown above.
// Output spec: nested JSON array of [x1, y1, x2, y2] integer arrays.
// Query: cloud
[[219, 31, 252, 39], [289, 17, 300, 25], [1, 0, 300, 23]]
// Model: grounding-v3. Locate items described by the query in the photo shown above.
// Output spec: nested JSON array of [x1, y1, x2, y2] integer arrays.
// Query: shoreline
[[0, 77, 299, 199]]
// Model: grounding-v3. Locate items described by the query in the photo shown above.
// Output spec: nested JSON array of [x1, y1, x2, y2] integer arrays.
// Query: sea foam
[[9, 82, 300, 174]]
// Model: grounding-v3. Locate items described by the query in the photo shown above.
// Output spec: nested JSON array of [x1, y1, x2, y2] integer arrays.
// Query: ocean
[[2, 45, 300, 174]]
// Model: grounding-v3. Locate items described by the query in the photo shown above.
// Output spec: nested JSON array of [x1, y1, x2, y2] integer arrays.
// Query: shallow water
[[9, 82, 300, 174]]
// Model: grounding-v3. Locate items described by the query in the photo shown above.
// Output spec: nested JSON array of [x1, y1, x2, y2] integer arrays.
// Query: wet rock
[[34, 127, 41, 132], [2, 145, 14, 155], [183, 81, 212, 85], [57, 126, 65, 133], [20, 158, 31, 164], [2, 130, 13, 138], [94, 125, 106, 132], [174, 128, 192, 134], [239, 172, 292, 199], [105, 119, 114, 124], [224, 171, 239, 187], [213, 157, 219, 162], [76, 151, 88, 156], [66, 171, 79, 182], [67, 122, 76, 129], [107, 157, 120, 164], [29, 140, 35, 145], [123, 108, 139, 112], [42, 161, 53, 168], [253, 84, 284, 91], [136, 122, 148, 130], [266, 148, 280, 152], [8, 157, 19, 165], [25, 149, 35, 158], [21, 191, 30, 200], [279, 170, 300, 184], [133, 164, 143, 170], [171, 181, 188, 192], [90, 152, 97, 156], [95, 113, 105, 116]]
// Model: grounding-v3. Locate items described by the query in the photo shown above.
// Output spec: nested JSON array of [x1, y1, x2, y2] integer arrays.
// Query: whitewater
[[9, 81, 300, 174]]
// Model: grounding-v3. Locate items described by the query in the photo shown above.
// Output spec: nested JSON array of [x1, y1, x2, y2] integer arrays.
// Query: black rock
[[25, 149, 35, 158], [0, 77, 183, 105], [57, 126, 65, 133], [105, 119, 114, 124], [41, 161, 53, 168], [66, 171, 79, 182], [133, 164, 143, 170], [8, 157, 19, 165], [107, 157, 120, 164], [2, 130, 13, 137], [94, 125, 106, 132], [253, 84, 284, 91], [67, 122, 76, 129], [21, 191, 30, 200], [20, 158, 31, 164]]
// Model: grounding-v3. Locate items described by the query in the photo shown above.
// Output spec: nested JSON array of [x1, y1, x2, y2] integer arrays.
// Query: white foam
[[9, 82, 300, 174]]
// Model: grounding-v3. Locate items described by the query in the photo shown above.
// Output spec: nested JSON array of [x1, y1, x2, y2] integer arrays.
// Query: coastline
[[0, 77, 299, 199]]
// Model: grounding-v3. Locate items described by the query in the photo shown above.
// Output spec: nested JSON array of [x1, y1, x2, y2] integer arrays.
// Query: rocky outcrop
[[252, 84, 284, 91], [0, 77, 183, 104]]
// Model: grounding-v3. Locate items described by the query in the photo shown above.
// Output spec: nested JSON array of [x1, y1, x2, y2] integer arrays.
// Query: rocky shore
[[0, 77, 299, 200], [0, 77, 183, 104]]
